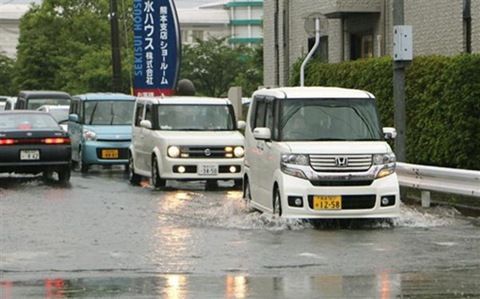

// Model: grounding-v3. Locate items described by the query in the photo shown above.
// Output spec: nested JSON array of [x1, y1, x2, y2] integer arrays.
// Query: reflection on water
[[162, 275, 188, 299], [2, 270, 477, 298], [226, 275, 248, 299]]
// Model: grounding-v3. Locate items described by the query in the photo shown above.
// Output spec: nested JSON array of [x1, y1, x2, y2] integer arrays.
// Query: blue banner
[[133, 0, 181, 96]]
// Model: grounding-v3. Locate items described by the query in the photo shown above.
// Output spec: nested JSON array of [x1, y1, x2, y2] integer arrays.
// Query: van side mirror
[[68, 114, 79, 123], [237, 120, 246, 130], [140, 120, 152, 129], [383, 127, 397, 140], [253, 127, 271, 140]]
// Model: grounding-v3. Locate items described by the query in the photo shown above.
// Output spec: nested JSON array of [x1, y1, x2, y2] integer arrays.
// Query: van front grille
[[309, 154, 372, 172], [182, 146, 228, 158]]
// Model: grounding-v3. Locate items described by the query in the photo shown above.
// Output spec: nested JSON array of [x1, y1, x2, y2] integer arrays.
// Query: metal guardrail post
[[421, 191, 431, 208]]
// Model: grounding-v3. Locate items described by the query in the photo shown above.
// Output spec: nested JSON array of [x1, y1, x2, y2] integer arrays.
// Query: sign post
[[132, 0, 181, 97]]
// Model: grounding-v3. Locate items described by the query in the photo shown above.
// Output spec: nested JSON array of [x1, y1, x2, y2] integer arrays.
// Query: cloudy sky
[[0, 0, 215, 8]]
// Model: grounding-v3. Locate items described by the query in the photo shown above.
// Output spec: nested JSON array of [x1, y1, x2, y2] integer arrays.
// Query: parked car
[[243, 87, 400, 219], [68, 93, 135, 173], [129, 96, 245, 189], [4, 97, 17, 111], [0, 96, 8, 111], [37, 105, 70, 132], [0, 111, 71, 182], [15, 91, 72, 110]]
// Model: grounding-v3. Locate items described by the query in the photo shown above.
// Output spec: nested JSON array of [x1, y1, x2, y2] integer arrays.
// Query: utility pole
[[393, 0, 406, 162], [110, 0, 123, 92]]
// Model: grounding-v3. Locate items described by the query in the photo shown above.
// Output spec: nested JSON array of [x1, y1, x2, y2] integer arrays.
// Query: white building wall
[[0, 20, 20, 58]]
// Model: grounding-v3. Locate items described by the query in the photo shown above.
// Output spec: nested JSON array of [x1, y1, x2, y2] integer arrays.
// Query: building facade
[[0, 4, 29, 58], [227, 0, 264, 46], [264, 0, 479, 87]]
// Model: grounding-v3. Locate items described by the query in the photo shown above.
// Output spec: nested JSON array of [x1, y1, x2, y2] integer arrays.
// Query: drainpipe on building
[[300, 18, 320, 87]]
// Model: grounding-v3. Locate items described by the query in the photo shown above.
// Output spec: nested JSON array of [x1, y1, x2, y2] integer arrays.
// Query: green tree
[[0, 54, 16, 95], [181, 37, 263, 97], [14, 0, 132, 94]]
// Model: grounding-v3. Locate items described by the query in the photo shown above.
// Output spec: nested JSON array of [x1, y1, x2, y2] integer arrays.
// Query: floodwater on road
[[1, 169, 479, 298]]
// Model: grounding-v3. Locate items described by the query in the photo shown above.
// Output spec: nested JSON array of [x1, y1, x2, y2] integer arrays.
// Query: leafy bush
[[291, 54, 480, 170]]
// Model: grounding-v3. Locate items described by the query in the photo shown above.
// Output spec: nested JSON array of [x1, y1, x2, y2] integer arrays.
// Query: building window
[[308, 36, 329, 62], [350, 33, 373, 60]]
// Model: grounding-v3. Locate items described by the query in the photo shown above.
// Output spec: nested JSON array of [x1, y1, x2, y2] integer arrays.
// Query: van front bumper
[[277, 172, 400, 219], [159, 157, 244, 180], [82, 140, 130, 166]]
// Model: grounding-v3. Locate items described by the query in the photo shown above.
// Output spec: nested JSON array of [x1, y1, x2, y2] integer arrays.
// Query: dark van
[[15, 91, 72, 110]]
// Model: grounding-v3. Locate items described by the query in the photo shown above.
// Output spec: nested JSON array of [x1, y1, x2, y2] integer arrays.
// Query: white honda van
[[129, 96, 245, 189], [244, 87, 400, 219]]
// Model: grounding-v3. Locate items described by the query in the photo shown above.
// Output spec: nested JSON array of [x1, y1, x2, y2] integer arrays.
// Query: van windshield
[[280, 98, 383, 141], [157, 104, 235, 131], [84, 101, 134, 125], [27, 99, 71, 110]]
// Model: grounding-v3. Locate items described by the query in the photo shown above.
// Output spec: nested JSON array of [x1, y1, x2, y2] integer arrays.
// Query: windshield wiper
[[89, 102, 99, 125]]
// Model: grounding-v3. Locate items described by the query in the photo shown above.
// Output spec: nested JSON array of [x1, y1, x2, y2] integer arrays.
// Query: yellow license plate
[[101, 149, 119, 159], [313, 195, 342, 210]]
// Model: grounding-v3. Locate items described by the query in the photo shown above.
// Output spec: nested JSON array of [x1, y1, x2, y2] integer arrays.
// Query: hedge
[[290, 54, 480, 170]]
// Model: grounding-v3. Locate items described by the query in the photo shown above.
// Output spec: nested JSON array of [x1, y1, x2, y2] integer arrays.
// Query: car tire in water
[[151, 157, 166, 189], [273, 187, 282, 217], [128, 154, 141, 186], [243, 178, 255, 212], [78, 148, 89, 173], [234, 179, 243, 190], [205, 179, 218, 190], [58, 166, 71, 183]]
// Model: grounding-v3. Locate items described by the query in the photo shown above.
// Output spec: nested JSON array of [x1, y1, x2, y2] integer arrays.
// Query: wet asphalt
[[0, 167, 479, 298]]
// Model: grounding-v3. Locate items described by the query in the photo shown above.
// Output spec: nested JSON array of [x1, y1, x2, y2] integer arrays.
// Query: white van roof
[[137, 96, 232, 105], [252, 87, 374, 99]]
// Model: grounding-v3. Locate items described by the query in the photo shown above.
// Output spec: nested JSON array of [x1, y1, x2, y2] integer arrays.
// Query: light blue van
[[68, 93, 135, 172]]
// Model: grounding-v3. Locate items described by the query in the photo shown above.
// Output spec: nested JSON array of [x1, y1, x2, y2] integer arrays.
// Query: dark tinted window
[[254, 100, 266, 128], [145, 104, 153, 122], [135, 103, 144, 127]]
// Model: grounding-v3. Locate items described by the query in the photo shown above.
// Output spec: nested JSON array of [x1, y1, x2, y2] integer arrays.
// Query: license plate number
[[313, 195, 342, 210], [101, 149, 119, 159], [198, 165, 218, 176], [20, 150, 40, 160]]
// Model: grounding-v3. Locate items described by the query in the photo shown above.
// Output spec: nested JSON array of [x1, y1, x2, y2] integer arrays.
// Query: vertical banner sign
[[133, 0, 181, 96]]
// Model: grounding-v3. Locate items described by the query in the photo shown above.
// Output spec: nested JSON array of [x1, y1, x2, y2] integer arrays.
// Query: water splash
[[394, 204, 458, 228]]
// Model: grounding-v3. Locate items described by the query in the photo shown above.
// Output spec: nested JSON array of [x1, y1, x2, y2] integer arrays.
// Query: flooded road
[[1, 169, 479, 298]]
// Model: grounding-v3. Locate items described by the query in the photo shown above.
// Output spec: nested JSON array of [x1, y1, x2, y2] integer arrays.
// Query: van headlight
[[373, 153, 396, 179], [233, 146, 244, 158], [167, 146, 181, 158], [280, 154, 309, 179], [281, 154, 309, 165], [83, 129, 96, 141]]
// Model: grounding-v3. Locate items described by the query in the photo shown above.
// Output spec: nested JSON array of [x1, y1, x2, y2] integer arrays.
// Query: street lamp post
[[110, 0, 123, 92]]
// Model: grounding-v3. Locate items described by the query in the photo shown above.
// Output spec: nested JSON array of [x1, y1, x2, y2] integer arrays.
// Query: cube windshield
[[84, 101, 134, 125], [280, 98, 383, 141], [0, 113, 59, 130], [157, 105, 235, 131]]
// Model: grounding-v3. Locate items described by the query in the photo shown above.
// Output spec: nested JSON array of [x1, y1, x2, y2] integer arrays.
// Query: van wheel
[[233, 179, 243, 190], [273, 188, 282, 217], [205, 180, 218, 190], [58, 166, 71, 183], [128, 153, 141, 186], [78, 148, 89, 173], [243, 179, 254, 211], [151, 157, 166, 189]]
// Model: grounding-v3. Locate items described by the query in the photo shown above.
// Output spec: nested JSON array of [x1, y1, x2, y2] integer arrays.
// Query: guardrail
[[396, 162, 480, 207]]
